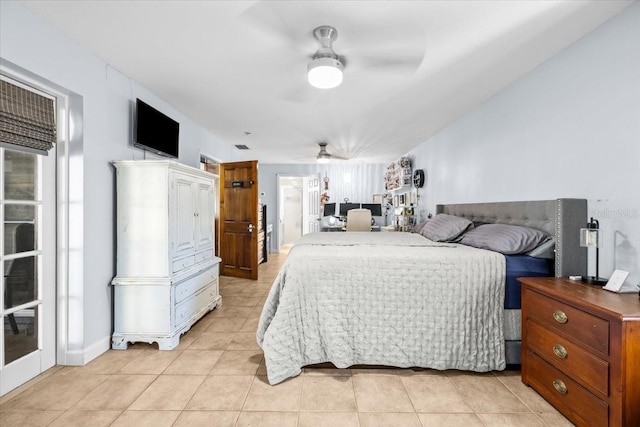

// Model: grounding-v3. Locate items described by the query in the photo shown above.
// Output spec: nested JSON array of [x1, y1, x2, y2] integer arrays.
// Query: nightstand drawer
[[527, 320, 608, 396], [526, 290, 609, 354], [527, 350, 608, 427]]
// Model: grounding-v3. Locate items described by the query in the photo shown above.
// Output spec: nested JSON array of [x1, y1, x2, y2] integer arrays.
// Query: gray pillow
[[525, 238, 555, 259], [411, 219, 429, 234], [420, 214, 473, 242], [458, 223, 550, 255]]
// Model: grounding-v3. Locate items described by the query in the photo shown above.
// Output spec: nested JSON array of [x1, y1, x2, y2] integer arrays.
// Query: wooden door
[[219, 161, 259, 279]]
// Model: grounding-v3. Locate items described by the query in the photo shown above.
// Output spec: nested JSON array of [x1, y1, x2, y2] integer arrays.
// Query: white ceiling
[[22, 0, 632, 164]]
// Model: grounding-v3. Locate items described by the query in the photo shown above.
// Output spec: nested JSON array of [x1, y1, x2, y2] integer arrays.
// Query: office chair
[[346, 209, 372, 232]]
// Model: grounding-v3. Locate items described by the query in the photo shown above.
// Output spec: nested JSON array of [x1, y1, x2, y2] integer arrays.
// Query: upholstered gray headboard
[[436, 199, 587, 278]]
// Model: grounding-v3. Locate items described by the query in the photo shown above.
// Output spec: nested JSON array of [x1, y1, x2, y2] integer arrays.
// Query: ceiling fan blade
[[339, 23, 427, 74], [239, 1, 318, 54], [350, 55, 424, 74]]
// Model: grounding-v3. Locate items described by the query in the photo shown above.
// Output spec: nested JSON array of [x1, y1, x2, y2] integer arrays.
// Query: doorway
[[200, 155, 220, 258], [0, 76, 58, 396], [0, 147, 57, 395], [277, 174, 319, 251], [282, 182, 301, 246]]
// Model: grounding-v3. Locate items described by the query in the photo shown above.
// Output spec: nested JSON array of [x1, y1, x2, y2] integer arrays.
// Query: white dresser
[[111, 160, 222, 350]]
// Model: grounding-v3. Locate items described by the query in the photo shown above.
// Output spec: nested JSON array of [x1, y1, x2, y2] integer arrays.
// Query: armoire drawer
[[172, 255, 195, 274], [525, 290, 609, 355], [195, 249, 214, 264], [527, 320, 608, 396], [174, 267, 216, 304], [174, 283, 217, 328]]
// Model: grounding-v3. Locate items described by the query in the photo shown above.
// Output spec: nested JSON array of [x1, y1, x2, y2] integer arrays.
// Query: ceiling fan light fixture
[[317, 154, 331, 164], [316, 142, 332, 163], [308, 57, 343, 89]]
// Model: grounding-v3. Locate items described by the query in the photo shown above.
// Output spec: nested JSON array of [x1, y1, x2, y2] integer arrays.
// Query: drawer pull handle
[[552, 379, 568, 395], [553, 310, 568, 324], [552, 344, 568, 359]]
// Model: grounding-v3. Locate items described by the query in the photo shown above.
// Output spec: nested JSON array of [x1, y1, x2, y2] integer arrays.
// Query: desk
[[319, 217, 385, 232], [321, 226, 382, 232], [322, 225, 345, 232]]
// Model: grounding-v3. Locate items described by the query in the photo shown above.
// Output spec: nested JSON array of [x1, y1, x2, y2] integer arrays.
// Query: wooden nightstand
[[519, 277, 640, 427]]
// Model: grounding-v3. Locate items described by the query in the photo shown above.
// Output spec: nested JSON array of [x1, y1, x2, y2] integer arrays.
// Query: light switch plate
[[603, 270, 630, 293]]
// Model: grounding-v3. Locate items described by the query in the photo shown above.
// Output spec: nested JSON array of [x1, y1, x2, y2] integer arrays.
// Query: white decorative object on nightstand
[[111, 160, 222, 350], [603, 269, 632, 293]]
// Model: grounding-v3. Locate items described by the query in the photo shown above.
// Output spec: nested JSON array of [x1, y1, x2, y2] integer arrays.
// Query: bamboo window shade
[[0, 79, 56, 154]]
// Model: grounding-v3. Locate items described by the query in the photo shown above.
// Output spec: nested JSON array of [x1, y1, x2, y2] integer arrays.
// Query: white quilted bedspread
[[257, 232, 506, 385]]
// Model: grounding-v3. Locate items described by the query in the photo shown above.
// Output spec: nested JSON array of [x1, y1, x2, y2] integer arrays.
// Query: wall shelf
[[384, 157, 412, 192]]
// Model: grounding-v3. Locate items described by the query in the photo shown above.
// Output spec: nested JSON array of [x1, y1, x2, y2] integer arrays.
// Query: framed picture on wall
[[410, 190, 418, 205], [372, 194, 383, 204], [393, 195, 399, 207]]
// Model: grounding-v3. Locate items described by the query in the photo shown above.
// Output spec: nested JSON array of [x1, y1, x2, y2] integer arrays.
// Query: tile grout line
[[494, 373, 561, 426], [397, 373, 426, 427], [350, 370, 362, 426], [446, 373, 490, 427], [297, 371, 305, 427]]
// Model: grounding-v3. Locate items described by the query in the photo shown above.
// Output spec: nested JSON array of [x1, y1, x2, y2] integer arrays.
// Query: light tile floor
[[0, 252, 575, 426]]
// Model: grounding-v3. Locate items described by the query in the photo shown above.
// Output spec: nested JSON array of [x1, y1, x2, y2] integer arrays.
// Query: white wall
[[1, 2, 236, 363], [407, 3, 640, 283], [259, 163, 386, 252]]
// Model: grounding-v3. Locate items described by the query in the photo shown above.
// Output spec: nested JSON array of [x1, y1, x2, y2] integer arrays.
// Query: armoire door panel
[[173, 174, 196, 257]]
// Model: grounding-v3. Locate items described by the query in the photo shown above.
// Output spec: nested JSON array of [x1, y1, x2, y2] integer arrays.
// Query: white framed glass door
[[0, 145, 56, 395]]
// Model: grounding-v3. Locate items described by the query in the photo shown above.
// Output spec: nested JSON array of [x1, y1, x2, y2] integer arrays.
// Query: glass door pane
[[4, 150, 37, 201], [1, 149, 42, 368], [3, 307, 38, 365]]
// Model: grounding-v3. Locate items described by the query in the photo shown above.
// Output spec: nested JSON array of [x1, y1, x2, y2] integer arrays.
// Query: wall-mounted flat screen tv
[[134, 98, 179, 158]]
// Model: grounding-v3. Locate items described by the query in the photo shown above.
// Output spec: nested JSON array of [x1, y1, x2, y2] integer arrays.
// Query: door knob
[[248, 224, 255, 232]]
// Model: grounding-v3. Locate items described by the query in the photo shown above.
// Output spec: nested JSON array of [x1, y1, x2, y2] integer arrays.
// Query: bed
[[257, 199, 587, 385]]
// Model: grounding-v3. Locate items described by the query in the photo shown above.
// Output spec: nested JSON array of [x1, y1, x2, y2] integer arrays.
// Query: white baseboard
[[60, 336, 111, 366]]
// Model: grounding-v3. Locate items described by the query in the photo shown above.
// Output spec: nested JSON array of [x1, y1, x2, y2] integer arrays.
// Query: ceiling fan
[[239, 2, 426, 101], [316, 142, 346, 163], [307, 25, 344, 89]]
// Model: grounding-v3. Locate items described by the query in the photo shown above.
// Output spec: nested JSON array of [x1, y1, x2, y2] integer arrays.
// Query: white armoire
[[111, 160, 222, 350]]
